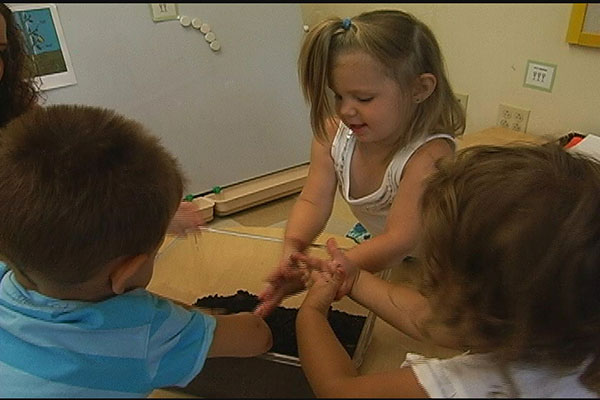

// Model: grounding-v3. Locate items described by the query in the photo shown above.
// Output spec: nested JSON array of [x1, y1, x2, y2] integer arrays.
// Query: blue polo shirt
[[0, 261, 216, 397]]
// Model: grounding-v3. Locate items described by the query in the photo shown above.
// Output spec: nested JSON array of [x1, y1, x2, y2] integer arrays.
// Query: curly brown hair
[[420, 143, 600, 393], [0, 3, 39, 128]]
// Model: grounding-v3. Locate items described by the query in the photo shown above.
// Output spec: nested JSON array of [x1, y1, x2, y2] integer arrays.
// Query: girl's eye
[[358, 97, 373, 102]]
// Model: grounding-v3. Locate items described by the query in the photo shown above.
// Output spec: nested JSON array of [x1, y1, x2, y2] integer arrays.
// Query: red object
[[564, 136, 584, 149]]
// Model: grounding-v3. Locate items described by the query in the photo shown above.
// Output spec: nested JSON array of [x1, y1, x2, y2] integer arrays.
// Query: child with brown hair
[[0, 105, 272, 397], [0, 2, 39, 127], [295, 143, 600, 397], [0, 2, 202, 235], [257, 9, 465, 317]]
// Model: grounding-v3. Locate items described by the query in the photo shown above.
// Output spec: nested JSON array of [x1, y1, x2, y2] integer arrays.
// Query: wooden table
[[148, 126, 548, 397], [149, 227, 458, 382], [457, 126, 547, 149], [150, 227, 364, 315]]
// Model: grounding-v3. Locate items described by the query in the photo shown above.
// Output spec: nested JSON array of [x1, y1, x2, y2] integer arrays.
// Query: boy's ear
[[109, 254, 149, 295], [412, 73, 437, 103]]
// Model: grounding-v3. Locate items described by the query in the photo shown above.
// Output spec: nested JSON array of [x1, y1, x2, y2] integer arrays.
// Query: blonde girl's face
[[0, 14, 6, 82], [330, 51, 412, 145]]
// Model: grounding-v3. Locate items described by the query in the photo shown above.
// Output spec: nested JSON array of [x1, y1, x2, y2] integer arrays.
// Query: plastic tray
[[149, 228, 373, 398], [192, 196, 215, 223]]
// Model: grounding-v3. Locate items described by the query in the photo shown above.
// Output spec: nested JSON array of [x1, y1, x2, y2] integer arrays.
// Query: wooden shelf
[[203, 164, 308, 216]]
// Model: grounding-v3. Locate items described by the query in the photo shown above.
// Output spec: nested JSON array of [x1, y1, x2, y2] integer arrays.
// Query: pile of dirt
[[194, 290, 366, 357]]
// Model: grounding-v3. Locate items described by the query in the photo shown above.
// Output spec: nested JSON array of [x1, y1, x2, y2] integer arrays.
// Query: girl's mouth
[[349, 123, 367, 133]]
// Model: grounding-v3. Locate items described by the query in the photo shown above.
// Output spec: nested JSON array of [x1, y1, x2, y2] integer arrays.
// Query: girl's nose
[[338, 101, 357, 118]]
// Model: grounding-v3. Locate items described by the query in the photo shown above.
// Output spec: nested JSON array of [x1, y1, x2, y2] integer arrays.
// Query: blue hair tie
[[342, 17, 352, 30]]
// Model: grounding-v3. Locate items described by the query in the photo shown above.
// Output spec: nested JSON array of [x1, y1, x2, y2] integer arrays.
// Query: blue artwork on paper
[[13, 7, 67, 76], [15, 8, 60, 54]]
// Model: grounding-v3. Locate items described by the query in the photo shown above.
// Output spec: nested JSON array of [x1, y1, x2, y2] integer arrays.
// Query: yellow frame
[[566, 3, 600, 48]]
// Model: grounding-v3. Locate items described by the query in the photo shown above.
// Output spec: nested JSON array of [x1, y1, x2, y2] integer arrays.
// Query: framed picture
[[9, 3, 77, 91], [566, 3, 600, 48]]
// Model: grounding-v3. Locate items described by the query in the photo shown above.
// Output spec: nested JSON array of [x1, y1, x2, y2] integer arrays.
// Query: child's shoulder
[[402, 135, 454, 175], [419, 135, 455, 156]]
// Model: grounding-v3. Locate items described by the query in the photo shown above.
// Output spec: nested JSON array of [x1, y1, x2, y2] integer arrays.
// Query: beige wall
[[300, 4, 600, 138]]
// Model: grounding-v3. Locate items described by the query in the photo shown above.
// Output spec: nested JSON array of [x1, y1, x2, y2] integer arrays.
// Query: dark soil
[[194, 290, 366, 358]]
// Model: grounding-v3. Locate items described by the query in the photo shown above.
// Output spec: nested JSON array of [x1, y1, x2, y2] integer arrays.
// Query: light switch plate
[[150, 3, 178, 22], [523, 60, 557, 92]]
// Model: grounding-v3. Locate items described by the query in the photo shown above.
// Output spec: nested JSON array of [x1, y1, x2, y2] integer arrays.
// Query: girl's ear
[[109, 254, 149, 294], [412, 73, 437, 103]]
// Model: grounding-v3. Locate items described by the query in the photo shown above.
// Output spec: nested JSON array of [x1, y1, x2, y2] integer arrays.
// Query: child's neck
[[12, 267, 116, 302], [355, 140, 397, 160]]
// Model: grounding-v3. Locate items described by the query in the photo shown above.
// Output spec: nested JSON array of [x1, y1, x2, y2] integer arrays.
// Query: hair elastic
[[342, 17, 352, 30]]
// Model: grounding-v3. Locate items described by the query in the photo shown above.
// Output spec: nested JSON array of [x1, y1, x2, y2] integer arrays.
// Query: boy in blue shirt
[[0, 104, 272, 397]]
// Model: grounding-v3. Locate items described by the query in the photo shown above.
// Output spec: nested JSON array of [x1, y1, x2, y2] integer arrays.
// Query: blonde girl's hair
[[420, 144, 600, 394], [298, 9, 465, 148]]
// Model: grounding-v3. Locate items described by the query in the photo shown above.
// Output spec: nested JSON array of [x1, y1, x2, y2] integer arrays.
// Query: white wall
[[40, 3, 311, 194], [301, 3, 600, 138]]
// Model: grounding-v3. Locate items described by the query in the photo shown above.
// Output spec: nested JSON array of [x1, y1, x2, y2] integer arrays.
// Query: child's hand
[[301, 267, 345, 315], [293, 238, 359, 300], [255, 254, 306, 318], [167, 201, 205, 236]]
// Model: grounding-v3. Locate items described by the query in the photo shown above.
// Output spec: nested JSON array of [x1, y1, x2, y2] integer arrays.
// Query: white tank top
[[331, 122, 455, 236]]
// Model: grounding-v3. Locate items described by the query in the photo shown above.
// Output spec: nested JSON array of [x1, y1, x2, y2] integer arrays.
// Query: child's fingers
[[290, 251, 306, 264], [326, 238, 343, 259], [333, 265, 346, 282], [311, 268, 340, 286], [292, 252, 321, 272], [323, 260, 341, 274], [303, 270, 315, 288], [310, 269, 326, 284], [257, 284, 275, 301]]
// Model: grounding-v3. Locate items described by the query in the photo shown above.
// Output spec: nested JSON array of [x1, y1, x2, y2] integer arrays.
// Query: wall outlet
[[497, 104, 530, 133], [455, 92, 469, 113]]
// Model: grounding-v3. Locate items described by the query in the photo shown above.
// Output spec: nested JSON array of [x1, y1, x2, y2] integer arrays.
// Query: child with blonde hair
[[256, 9, 465, 316], [295, 144, 600, 397], [0, 105, 272, 397]]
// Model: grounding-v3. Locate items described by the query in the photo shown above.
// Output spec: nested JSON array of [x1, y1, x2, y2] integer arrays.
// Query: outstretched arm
[[256, 132, 338, 317], [298, 238, 461, 348], [296, 262, 429, 398], [208, 312, 272, 357]]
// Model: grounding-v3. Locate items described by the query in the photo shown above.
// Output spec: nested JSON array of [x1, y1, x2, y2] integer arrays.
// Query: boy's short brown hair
[[420, 143, 600, 390], [0, 104, 184, 284]]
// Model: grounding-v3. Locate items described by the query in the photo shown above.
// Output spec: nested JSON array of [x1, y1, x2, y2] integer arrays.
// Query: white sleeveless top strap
[[331, 122, 455, 236]]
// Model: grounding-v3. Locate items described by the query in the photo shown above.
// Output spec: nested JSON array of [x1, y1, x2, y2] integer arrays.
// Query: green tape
[[212, 186, 222, 194]]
